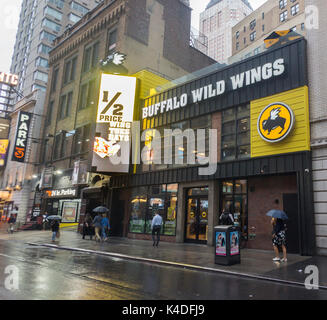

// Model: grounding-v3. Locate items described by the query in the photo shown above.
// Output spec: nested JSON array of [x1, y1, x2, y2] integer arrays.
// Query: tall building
[[230, 0, 305, 63], [10, 0, 100, 99], [306, 0, 327, 256], [199, 0, 253, 63]]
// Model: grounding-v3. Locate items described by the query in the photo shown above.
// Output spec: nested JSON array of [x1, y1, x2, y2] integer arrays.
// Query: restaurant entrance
[[185, 187, 209, 244]]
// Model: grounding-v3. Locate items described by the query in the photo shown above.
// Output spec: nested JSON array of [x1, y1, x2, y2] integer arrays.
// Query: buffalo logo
[[14, 147, 25, 159], [257, 103, 295, 143]]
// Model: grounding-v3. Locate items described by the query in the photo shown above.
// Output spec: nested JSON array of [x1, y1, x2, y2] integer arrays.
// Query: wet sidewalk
[[1, 225, 327, 290]]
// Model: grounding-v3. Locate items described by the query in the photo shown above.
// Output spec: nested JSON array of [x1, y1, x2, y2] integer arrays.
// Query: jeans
[[101, 226, 108, 239], [152, 226, 161, 246], [52, 231, 57, 241]]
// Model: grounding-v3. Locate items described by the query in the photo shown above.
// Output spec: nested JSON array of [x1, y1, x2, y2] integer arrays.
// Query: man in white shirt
[[151, 213, 163, 247]]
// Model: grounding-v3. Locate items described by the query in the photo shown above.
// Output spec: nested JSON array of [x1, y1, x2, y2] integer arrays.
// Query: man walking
[[151, 212, 163, 247], [92, 213, 103, 242]]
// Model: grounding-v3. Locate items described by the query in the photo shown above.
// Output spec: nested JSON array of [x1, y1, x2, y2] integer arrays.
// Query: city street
[[0, 229, 327, 300]]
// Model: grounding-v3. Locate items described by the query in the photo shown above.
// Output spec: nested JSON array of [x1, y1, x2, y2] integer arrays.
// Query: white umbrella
[[46, 215, 62, 221]]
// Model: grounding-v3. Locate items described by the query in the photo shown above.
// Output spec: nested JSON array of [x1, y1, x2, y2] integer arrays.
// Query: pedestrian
[[7, 214, 16, 234], [151, 212, 163, 247], [271, 217, 287, 262], [82, 213, 93, 240], [219, 204, 234, 225], [100, 213, 110, 241], [92, 213, 103, 242], [50, 219, 60, 242]]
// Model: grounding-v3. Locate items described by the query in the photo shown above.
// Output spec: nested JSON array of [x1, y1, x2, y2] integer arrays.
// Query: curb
[[26, 242, 327, 291]]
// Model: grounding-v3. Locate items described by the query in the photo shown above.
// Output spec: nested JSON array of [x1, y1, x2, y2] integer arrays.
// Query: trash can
[[214, 225, 241, 266]]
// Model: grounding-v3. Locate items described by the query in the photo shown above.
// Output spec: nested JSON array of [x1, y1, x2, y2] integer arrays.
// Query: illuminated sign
[[12, 111, 32, 163], [142, 58, 285, 119], [93, 73, 137, 173], [44, 188, 78, 198], [0, 139, 9, 167], [0, 72, 19, 86], [257, 102, 295, 143]]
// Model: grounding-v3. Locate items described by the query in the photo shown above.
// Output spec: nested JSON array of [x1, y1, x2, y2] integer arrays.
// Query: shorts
[[272, 230, 286, 247]]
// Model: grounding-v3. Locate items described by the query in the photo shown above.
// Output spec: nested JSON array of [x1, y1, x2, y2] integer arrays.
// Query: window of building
[[42, 18, 61, 32], [68, 12, 81, 24], [78, 79, 96, 110], [250, 19, 256, 30], [279, 0, 287, 9], [250, 31, 256, 41], [253, 47, 260, 55], [63, 56, 77, 85], [291, 4, 300, 16], [33, 70, 48, 82], [71, 1, 89, 15], [82, 42, 99, 73], [35, 56, 49, 68], [44, 6, 63, 21], [301, 23, 305, 31], [59, 91, 73, 119], [46, 100, 54, 125], [236, 42, 239, 50], [47, 0, 64, 10], [129, 184, 178, 236], [280, 10, 288, 22], [73, 124, 91, 155], [221, 104, 250, 161], [262, 12, 265, 20], [40, 30, 56, 43], [50, 67, 59, 93], [262, 24, 265, 32], [38, 43, 52, 54], [32, 84, 47, 92], [221, 180, 248, 240], [107, 29, 117, 54], [236, 31, 240, 39]]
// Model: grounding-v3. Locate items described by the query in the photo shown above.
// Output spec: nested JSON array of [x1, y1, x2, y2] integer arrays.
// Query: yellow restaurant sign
[[251, 86, 310, 158]]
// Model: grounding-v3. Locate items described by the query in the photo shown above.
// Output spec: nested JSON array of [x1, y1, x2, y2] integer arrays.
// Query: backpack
[[220, 212, 233, 225]]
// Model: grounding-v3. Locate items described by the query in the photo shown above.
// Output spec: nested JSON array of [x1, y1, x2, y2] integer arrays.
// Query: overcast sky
[[0, 0, 267, 73]]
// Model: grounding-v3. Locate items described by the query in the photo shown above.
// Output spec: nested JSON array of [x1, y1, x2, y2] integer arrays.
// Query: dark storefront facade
[[109, 39, 315, 256]]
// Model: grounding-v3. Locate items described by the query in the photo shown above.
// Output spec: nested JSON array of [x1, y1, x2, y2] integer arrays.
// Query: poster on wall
[[40, 167, 54, 189], [61, 201, 79, 223], [230, 231, 240, 256], [0, 139, 9, 167], [72, 160, 88, 185], [215, 232, 226, 256]]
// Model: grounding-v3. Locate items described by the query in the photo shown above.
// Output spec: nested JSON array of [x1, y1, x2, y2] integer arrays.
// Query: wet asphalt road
[[0, 238, 327, 300]]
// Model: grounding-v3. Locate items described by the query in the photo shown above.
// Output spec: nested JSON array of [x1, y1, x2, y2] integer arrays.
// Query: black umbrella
[[93, 206, 109, 214]]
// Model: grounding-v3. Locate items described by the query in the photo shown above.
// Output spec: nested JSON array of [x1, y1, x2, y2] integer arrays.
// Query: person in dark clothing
[[219, 204, 234, 226], [82, 213, 93, 240], [272, 217, 287, 262], [7, 215, 16, 234], [51, 220, 60, 242]]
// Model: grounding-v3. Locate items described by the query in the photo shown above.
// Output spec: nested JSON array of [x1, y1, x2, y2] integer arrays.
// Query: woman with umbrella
[[267, 201, 288, 262], [92, 206, 108, 242]]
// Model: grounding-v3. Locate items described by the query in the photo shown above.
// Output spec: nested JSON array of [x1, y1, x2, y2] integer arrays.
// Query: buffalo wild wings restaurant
[[107, 39, 315, 256]]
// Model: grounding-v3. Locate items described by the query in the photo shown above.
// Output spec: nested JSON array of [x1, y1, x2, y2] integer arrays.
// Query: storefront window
[[221, 180, 248, 240], [222, 104, 250, 161], [129, 187, 148, 233], [128, 184, 178, 236]]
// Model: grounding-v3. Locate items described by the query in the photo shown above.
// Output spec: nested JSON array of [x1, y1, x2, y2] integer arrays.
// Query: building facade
[[110, 38, 315, 256], [199, 0, 253, 63], [230, 0, 305, 63], [37, 0, 215, 226], [306, 0, 327, 256], [10, 0, 100, 99]]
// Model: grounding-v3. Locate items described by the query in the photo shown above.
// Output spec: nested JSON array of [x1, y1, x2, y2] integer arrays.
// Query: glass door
[[185, 190, 208, 244]]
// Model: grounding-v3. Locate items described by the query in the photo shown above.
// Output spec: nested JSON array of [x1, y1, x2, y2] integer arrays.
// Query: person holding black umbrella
[[267, 200, 288, 262]]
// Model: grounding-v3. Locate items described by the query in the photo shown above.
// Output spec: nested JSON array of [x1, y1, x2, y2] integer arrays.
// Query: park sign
[[12, 111, 32, 163]]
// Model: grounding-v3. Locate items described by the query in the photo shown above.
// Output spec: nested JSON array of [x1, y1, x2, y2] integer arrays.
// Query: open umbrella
[[46, 215, 62, 221], [93, 206, 109, 214], [266, 210, 288, 220]]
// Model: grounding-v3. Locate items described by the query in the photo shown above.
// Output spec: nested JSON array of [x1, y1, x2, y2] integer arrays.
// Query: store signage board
[[257, 102, 295, 143], [142, 58, 285, 119], [12, 111, 32, 163], [0, 72, 18, 86], [93, 73, 137, 173], [45, 188, 78, 198]]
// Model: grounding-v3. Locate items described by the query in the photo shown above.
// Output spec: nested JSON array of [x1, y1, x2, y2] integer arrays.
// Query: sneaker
[[281, 258, 288, 262], [273, 257, 280, 262]]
